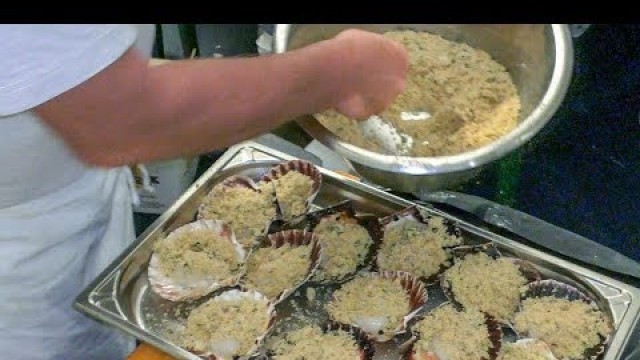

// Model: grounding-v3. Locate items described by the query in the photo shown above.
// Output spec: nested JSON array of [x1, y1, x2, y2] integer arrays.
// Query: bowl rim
[[274, 24, 574, 176]]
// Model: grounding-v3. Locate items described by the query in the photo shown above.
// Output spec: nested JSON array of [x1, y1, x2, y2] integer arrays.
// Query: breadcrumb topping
[[153, 227, 242, 283], [415, 304, 491, 360], [443, 252, 528, 320], [378, 217, 460, 278], [514, 296, 611, 359], [270, 325, 359, 360], [182, 297, 270, 357], [244, 244, 312, 299], [326, 276, 410, 336], [199, 185, 276, 247], [313, 213, 373, 282], [271, 171, 314, 220]]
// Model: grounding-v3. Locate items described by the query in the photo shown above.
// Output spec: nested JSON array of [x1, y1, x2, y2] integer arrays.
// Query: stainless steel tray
[[75, 141, 640, 360]]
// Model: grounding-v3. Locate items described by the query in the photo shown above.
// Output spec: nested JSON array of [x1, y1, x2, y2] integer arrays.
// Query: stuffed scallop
[[377, 206, 463, 282], [514, 280, 612, 360], [441, 248, 540, 322], [408, 303, 501, 360], [181, 289, 275, 360], [242, 230, 322, 303], [497, 339, 557, 360], [326, 271, 426, 342], [148, 220, 246, 302], [307, 201, 377, 283], [198, 175, 277, 248], [260, 159, 322, 223]]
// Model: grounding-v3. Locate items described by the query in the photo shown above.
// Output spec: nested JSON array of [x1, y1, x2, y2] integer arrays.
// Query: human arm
[[34, 28, 408, 167]]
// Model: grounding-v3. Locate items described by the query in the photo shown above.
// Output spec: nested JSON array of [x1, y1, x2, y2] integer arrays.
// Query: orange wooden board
[[127, 344, 175, 360]]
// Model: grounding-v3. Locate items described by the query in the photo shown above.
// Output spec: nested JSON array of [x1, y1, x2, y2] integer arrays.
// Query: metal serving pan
[[75, 141, 640, 360]]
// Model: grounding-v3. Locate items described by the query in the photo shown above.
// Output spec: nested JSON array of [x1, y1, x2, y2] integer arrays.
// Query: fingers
[[336, 95, 369, 120], [329, 29, 409, 120]]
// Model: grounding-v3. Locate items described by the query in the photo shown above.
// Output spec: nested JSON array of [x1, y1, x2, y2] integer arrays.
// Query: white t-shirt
[[0, 24, 155, 360]]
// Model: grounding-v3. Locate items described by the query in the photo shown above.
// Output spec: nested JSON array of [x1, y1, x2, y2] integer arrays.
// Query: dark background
[[455, 24, 640, 261]]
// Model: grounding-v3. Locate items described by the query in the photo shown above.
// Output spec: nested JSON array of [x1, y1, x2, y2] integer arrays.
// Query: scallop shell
[[328, 271, 428, 342], [520, 279, 597, 303], [440, 243, 541, 324], [241, 229, 323, 305], [516, 279, 611, 360], [306, 200, 382, 284], [197, 175, 277, 249], [376, 206, 464, 284], [260, 160, 322, 224], [148, 220, 247, 302], [187, 289, 277, 360], [404, 303, 502, 360]]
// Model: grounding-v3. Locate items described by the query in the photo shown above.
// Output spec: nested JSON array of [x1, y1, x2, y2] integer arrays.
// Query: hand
[[327, 29, 409, 120]]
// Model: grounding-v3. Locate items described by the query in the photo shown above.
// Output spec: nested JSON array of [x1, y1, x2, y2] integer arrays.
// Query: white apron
[[0, 167, 137, 360], [0, 24, 155, 360]]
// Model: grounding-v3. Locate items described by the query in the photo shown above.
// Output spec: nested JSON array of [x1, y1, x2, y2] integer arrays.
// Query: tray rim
[[74, 140, 640, 360]]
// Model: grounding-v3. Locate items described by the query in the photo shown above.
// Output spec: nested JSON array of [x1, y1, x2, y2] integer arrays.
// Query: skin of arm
[[35, 29, 408, 167]]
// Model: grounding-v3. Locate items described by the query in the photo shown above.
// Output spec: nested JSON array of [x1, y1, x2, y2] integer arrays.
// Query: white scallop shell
[[190, 289, 276, 360], [328, 271, 427, 343], [241, 230, 324, 305], [197, 175, 277, 249], [260, 159, 322, 224], [148, 220, 247, 302]]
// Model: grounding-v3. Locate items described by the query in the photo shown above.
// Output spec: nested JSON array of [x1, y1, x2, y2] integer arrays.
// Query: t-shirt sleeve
[[0, 24, 138, 116]]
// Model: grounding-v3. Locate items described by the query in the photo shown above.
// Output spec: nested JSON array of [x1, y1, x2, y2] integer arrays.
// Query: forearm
[[141, 45, 340, 159], [36, 40, 341, 167]]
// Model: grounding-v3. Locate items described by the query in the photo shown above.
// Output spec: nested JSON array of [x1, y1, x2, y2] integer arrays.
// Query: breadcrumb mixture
[[415, 304, 491, 360], [243, 244, 312, 299], [199, 185, 276, 247], [378, 217, 461, 278], [514, 296, 612, 360], [269, 171, 314, 220], [326, 276, 410, 335], [182, 297, 270, 357], [153, 227, 242, 283], [312, 213, 373, 282], [270, 325, 359, 360], [316, 30, 521, 157], [443, 252, 528, 321]]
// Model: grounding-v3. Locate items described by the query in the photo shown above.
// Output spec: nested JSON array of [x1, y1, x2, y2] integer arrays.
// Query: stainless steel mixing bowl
[[274, 24, 574, 194]]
